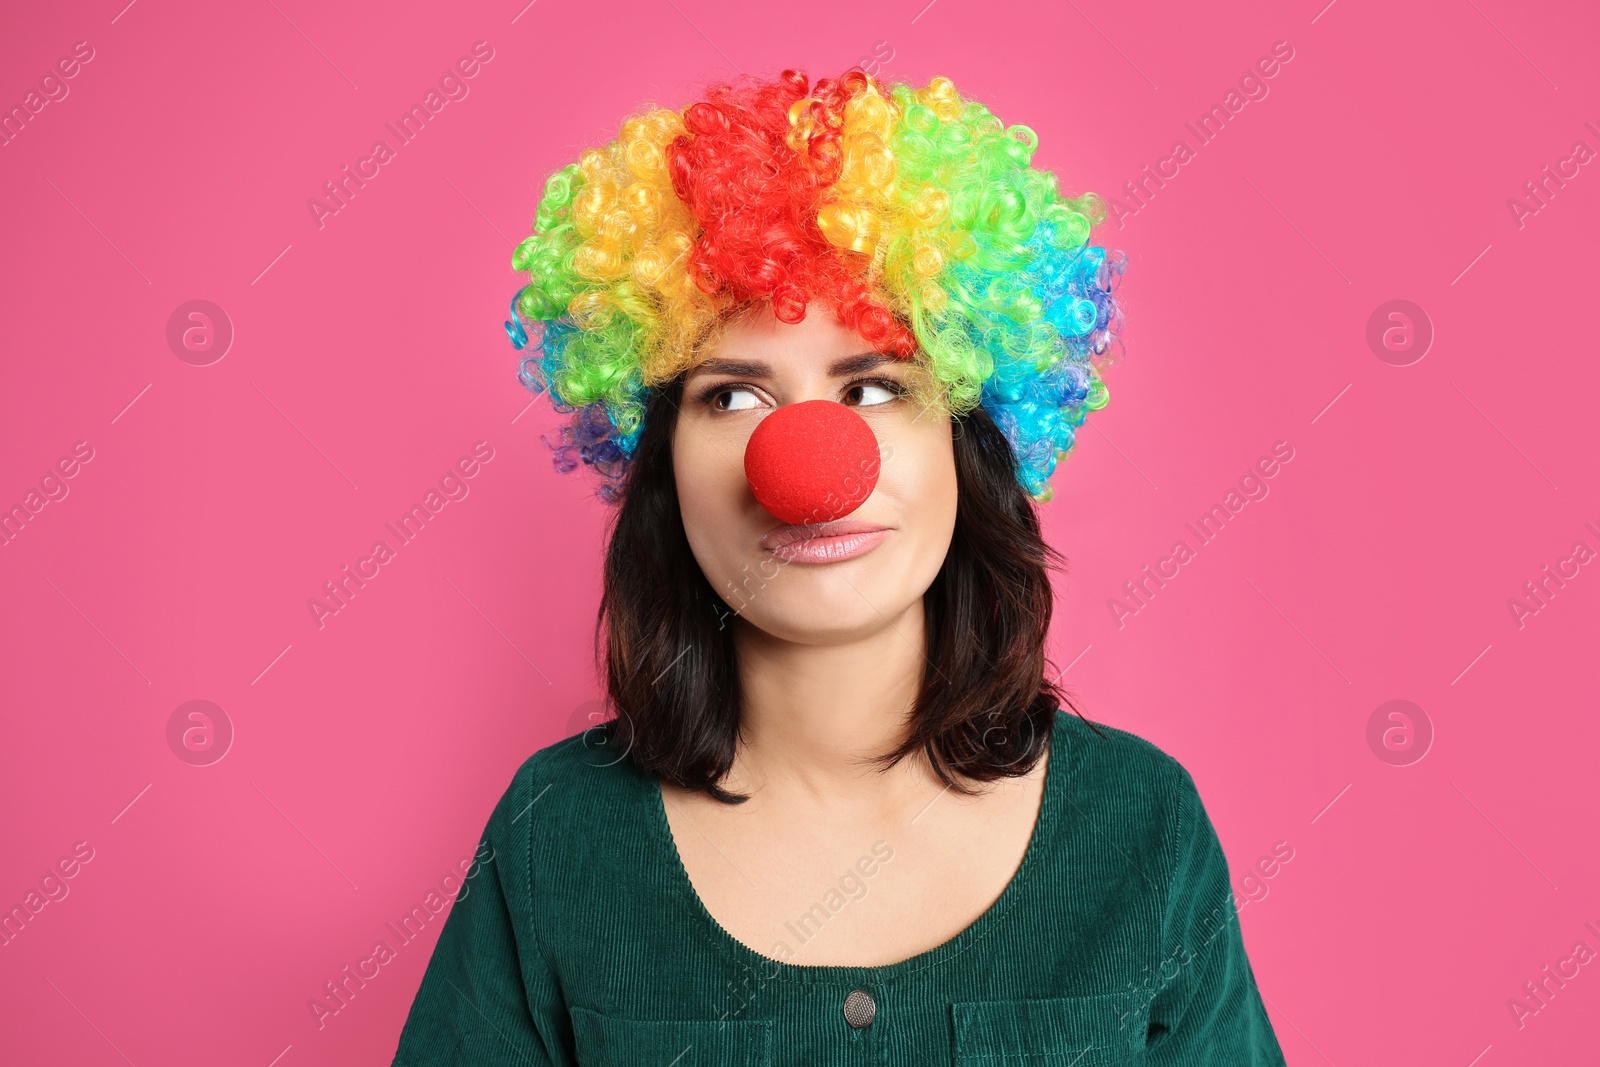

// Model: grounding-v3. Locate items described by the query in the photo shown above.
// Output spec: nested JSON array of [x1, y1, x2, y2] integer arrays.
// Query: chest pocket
[[569, 1006, 774, 1067], [951, 991, 1146, 1066]]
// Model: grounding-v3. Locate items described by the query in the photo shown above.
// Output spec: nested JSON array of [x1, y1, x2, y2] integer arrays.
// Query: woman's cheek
[[675, 431, 749, 582], [890, 416, 956, 506]]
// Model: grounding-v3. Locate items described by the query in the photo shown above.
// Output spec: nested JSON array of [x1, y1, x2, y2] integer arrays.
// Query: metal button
[[843, 988, 876, 1029]]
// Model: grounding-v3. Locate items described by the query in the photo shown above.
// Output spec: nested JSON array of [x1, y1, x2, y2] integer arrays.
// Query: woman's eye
[[713, 387, 762, 412], [845, 381, 901, 407]]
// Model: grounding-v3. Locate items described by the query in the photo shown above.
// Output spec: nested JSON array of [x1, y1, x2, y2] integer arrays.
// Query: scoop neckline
[[646, 708, 1064, 985]]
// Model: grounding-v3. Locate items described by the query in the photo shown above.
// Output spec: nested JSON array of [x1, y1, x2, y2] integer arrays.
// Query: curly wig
[[506, 66, 1127, 504]]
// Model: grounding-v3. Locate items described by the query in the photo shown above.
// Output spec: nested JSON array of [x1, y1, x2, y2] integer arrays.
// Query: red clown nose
[[743, 400, 882, 524]]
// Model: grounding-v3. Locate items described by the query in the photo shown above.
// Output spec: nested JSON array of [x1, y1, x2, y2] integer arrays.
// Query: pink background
[[2, 0, 1597, 1063]]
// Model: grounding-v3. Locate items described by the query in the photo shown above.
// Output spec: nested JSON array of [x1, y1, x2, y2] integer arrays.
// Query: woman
[[392, 67, 1285, 1065]]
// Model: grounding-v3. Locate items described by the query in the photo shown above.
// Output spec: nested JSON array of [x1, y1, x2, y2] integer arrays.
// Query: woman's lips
[[760, 519, 890, 564]]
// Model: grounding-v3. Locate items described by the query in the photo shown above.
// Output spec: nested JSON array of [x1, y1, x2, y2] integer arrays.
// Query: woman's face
[[672, 301, 959, 645]]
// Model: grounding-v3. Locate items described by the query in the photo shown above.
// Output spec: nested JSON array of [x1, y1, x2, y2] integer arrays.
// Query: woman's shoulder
[[483, 724, 672, 942], [502, 718, 646, 790], [1047, 708, 1212, 855], [1031, 709, 1238, 950], [1051, 706, 1201, 795], [487, 721, 655, 846]]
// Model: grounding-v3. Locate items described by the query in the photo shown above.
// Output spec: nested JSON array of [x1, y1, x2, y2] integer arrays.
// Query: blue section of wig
[[963, 222, 1125, 498], [512, 315, 646, 506]]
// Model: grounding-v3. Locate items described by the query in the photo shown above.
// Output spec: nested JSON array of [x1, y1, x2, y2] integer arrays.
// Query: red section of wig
[[667, 68, 920, 360]]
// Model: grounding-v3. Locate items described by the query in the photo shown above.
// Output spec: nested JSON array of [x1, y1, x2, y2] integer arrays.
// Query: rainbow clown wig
[[505, 67, 1127, 505]]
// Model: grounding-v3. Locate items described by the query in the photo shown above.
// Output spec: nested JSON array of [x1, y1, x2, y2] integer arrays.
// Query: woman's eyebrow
[[690, 351, 901, 380]]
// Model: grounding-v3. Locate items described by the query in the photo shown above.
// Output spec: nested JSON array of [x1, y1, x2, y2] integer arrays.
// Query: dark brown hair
[[591, 372, 1093, 804]]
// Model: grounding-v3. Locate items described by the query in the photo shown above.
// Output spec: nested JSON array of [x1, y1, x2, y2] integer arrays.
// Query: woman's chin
[[736, 600, 900, 647]]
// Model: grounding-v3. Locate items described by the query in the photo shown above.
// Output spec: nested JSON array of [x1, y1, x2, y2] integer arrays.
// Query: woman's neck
[[725, 600, 940, 811]]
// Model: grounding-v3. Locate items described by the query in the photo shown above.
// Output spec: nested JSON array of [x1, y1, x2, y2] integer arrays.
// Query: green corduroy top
[[391, 707, 1287, 1065]]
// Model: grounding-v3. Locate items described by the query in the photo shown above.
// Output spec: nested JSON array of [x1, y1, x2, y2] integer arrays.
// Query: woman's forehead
[[686, 301, 920, 377]]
